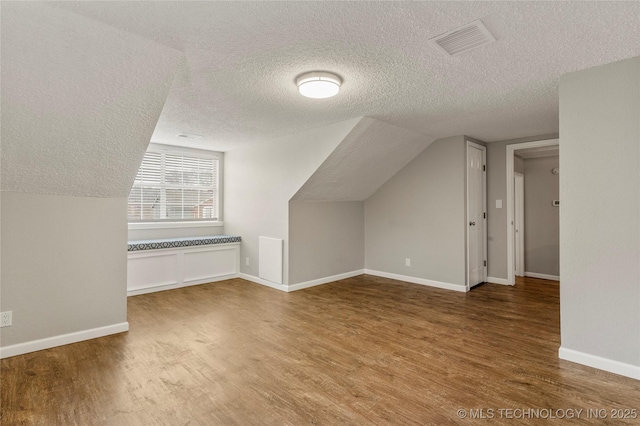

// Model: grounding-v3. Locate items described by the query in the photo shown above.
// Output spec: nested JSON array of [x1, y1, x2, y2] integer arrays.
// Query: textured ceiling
[[45, 1, 640, 152], [1, 3, 182, 197], [293, 118, 434, 201]]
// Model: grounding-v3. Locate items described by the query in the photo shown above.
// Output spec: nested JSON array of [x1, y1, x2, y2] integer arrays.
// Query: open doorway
[[514, 172, 524, 277], [506, 139, 559, 285]]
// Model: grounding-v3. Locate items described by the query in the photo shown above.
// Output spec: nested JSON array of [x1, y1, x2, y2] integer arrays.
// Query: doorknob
[[469, 222, 476, 226]]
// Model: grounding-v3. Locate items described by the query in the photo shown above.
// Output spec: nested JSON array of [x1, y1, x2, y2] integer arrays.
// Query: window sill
[[128, 221, 224, 230]]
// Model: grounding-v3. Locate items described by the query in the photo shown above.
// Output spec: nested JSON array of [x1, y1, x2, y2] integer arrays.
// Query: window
[[128, 147, 220, 222]]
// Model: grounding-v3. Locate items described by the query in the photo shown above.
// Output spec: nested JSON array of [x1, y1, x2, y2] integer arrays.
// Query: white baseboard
[[0, 322, 129, 359], [364, 269, 467, 292], [487, 276, 509, 285], [559, 347, 640, 380], [525, 272, 560, 281], [127, 273, 238, 296], [288, 270, 365, 292], [239, 273, 288, 292], [240, 270, 365, 293]]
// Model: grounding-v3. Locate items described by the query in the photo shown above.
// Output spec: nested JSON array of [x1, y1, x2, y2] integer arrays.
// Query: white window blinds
[[128, 150, 219, 222]]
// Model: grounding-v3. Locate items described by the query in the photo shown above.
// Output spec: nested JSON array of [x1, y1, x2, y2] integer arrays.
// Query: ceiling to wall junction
[[1, 3, 182, 197], [293, 118, 434, 202], [41, 1, 640, 152]]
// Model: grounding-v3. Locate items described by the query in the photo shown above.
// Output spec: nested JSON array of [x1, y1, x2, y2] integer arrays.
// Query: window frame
[[127, 143, 223, 229]]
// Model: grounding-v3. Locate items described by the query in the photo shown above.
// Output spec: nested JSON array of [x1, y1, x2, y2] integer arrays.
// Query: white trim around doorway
[[506, 138, 559, 285]]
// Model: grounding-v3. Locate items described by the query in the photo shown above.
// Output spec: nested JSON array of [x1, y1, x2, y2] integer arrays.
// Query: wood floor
[[2, 276, 639, 425]]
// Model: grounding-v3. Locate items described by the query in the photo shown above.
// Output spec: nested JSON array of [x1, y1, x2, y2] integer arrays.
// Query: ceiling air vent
[[429, 20, 496, 56]]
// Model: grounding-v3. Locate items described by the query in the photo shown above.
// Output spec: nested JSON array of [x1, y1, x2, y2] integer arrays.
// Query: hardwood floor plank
[[2, 275, 639, 424]]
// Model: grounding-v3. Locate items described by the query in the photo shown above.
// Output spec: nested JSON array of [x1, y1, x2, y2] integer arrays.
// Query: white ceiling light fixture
[[296, 71, 341, 99]]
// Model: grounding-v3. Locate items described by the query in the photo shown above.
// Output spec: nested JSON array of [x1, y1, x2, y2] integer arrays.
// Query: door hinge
[[483, 165, 486, 171], [484, 260, 487, 267], [483, 212, 486, 219]]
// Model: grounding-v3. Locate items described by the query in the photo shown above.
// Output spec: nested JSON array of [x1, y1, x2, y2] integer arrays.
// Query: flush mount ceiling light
[[296, 71, 341, 99]]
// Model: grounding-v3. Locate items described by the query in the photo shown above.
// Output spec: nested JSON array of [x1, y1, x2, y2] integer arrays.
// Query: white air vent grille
[[430, 20, 496, 56]]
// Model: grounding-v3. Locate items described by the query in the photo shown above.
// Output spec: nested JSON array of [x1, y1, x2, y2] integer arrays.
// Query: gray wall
[[1, 4, 179, 352], [0, 192, 128, 346], [486, 134, 559, 280], [364, 136, 467, 288], [523, 156, 560, 276], [224, 118, 361, 284], [289, 201, 364, 284], [559, 56, 640, 367]]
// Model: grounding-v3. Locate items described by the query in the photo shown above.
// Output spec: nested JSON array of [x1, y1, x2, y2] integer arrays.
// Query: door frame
[[514, 172, 525, 277], [466, 140, 487, 290], [506, 138, 558, 285]]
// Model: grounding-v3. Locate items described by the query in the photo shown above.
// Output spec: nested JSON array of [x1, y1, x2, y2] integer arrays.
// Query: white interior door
[[514, 173, 525, 277], [467, 144, 486, 288]]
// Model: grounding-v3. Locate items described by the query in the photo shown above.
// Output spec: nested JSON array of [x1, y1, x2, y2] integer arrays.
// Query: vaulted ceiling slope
[[293, 118, 434, 202], [48, 1, 640, 152], [0, 3, 182, 197]]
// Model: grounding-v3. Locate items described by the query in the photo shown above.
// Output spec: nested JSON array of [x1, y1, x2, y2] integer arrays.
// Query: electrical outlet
[[1, 311, 12, 328], [245, 257, 250, 266], [405, 258, 411, 267]]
